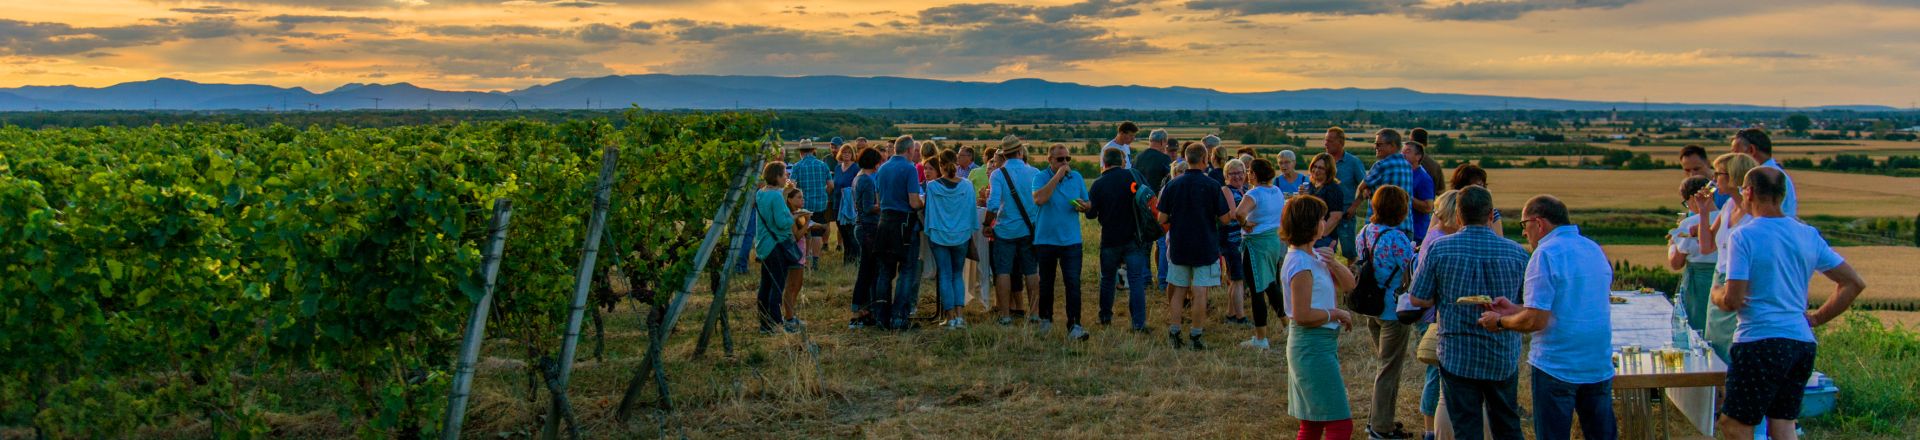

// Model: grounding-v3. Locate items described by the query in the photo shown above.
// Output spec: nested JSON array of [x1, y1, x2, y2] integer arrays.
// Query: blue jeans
[[757, 241, 797, 331], [1099, 243, 1151, 329], [930, 243, 967, 312], [1034, 243, 1084, 326], [733, 214, 759, 273], [1440, 369, 1523, 440], [1530, 367, 1616, 440], [1415, 322, 1441, 416], [1154, 236, 1170, 286]]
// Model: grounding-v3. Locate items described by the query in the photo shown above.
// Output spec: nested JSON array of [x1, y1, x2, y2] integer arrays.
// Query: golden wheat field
[[1603, 244, 1920, 326], [1486, 169, 1920, 217]]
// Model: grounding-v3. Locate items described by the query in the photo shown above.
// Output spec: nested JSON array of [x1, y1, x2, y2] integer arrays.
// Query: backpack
[[1127, 170, 1164, 245], [1346, 227, 1405, 317]]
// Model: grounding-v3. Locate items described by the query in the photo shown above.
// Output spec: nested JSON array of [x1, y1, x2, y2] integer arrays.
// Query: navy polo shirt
[[1160, 170, 1228, 266]]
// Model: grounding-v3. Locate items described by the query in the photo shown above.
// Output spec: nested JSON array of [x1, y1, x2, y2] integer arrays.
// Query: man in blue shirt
[[1326, 127, 1369, 260], [1156, 143, 1234, 350], [1481, 195, 1616, 440], [1032, 144, 1092, 340], [1357, 129, 1414, 234], [789, 140, 834, 268], [870, 136, 926, 330], [1713, 167, 1865, 439], [1408, 186, 1528, 440], [1731, 128, 1797, 217], [985, 136, 1043, 325], [1402, 141, 1436, 245]]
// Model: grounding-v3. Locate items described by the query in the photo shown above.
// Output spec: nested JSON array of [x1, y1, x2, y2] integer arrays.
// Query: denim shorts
[[1168, 262, 1222, 287], [990, 235, 1037, 278]]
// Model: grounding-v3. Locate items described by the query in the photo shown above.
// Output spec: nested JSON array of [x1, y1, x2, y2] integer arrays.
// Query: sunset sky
[[4, 0, 1917, 106]]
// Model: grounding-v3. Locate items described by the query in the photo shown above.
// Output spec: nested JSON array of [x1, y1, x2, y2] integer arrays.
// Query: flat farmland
[[1485, 168, 1920, 217], [1603, 245, 1920, 308]]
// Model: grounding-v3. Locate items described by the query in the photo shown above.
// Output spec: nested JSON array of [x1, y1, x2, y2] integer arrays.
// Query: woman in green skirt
[[1667, 176, 1717, 332], [1694, 153, 1758, 360], [1235, 158, 1290, 350], [1278, 195, 1358, 439]]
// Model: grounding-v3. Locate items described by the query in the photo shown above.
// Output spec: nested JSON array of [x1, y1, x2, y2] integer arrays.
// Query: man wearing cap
[[1105, 121, 1139, 169], [789, 139, 834, 269], [985, 135, 1043, 325], [1133, 127, 1174, 289]]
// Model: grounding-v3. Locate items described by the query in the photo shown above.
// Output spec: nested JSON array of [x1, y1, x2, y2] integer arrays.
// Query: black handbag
[[1346, 228, 1402, 317], [1127, 170, 1164, 245]]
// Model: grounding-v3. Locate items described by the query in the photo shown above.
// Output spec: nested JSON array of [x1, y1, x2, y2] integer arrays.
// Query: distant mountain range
[[0, 75, 1900, 112]]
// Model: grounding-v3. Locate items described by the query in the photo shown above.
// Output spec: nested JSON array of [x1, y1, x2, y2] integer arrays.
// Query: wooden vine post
[[440, 199, 513, 440], [615, 151, 763, 421], [694, 157, 766, 358], [541, 146, 619, 440]]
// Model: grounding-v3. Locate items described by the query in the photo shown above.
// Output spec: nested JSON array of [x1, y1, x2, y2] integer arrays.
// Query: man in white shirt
[[1481, 195, 1616, 440], [1104, 121, 1138, 169], [1713, 167, 1866, 440], [1731, 128, 1796, 217]]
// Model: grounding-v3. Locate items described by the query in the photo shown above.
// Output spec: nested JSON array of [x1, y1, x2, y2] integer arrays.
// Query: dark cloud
[[1709, 50, 1816, 59], [548, 1, 606, 8], [919, 0, 1150, 25], [1184, 0, 1642, 21], [374, 39, 616, 79], [1183, 0, 1413, 16], [570, 23, 655, 43], [418, 24, 554, 37], [641, 16, 1157, 76], [0, 18, 248, 56], [170, 6, 252, 15], [262, 15, 395, 31]]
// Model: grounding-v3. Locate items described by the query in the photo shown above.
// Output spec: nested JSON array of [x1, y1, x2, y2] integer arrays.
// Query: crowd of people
[[744, 124, 1869, 440]]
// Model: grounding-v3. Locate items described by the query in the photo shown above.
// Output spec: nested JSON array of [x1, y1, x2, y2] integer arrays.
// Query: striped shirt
[[1408, 225, 1529, 381]]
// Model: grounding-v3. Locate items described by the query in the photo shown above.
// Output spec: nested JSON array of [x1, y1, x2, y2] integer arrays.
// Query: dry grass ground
[[1485, 169, 1920, 217]]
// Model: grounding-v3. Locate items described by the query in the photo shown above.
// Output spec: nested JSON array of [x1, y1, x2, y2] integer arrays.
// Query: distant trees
[[1787, 114, 1813, 134]]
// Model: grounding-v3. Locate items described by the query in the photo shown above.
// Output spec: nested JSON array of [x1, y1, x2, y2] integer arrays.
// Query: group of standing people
[[747, 123, 1869, 440]]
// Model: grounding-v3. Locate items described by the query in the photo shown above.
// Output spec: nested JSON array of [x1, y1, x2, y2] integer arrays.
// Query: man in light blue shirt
[[1481, 195, 1616, 440], [985, 136, 1043, 324], [1326, 127, 1369, 260], [1731, 128, 1796, 217], [1713, 167, 1865, 439], [1031, 144, 1091, 339]]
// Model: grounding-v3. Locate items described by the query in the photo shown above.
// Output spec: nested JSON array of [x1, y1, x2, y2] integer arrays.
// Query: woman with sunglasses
[[1694, 152, 1759, 361], [1302, 153, 1349, 252]]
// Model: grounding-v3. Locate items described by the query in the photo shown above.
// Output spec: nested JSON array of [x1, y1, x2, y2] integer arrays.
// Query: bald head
[[1745, 167, 1787, 204]]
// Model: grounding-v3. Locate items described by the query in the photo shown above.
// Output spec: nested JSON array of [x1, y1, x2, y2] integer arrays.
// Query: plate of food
[[1456, 295, 1493, 305], [1610, 296, 1630, 304], [1638, 287, 1655, 294]]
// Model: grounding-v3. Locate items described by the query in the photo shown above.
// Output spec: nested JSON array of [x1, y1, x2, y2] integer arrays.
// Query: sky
[[3, 0, 1917, 107]]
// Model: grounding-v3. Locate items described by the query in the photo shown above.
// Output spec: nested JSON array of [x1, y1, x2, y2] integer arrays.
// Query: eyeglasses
[[1228, 171, 1247, 176]]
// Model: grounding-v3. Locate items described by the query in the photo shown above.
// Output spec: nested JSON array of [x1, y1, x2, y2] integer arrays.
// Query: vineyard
[[0, 111, 768, 438]]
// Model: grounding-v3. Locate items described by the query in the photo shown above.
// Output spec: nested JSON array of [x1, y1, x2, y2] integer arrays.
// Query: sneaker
[[1027, 314, 1040, 324], [1068, 325, 1089, 341], [781, 321, 799, 333], [1188, 332, 1206, 350], [950, 317, 967, 330], [1368, 424, 1414, 440], [848, 318, 866, 330], [889, 319, 909, 331], [1169, 329, 1185, 349], [1036, 319, 1052, 332], [997, 315, 1015, 326], [1239, 337, 1270, 350]]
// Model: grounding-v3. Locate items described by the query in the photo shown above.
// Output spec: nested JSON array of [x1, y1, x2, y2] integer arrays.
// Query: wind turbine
[[363, 97, 383, 110]]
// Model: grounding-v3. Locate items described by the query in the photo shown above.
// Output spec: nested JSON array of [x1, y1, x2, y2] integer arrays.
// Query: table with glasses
[[1610, 290, 1725, 439]]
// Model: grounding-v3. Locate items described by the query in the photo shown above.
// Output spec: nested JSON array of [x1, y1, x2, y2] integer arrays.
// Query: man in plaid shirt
[[790, 140, 834, 268], [1356, 129, 1415, 233], [1407, 185, 1529, 440]]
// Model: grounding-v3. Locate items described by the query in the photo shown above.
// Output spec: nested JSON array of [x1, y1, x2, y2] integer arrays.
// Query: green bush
[[1807, 314, 1920, 435]]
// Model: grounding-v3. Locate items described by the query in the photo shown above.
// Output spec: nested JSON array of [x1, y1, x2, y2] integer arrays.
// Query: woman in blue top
[[1220, 158, 1250, 326], [753, 162, 805, 334], [1275, 150, 1310, 194], [1355, 185, 1417, 439], [1279, 195, 1358, 440], [1233, 158, 1289, 350], [923, 150, 980, 329]]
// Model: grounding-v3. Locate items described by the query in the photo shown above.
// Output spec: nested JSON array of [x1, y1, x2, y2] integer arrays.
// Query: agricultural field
[[1603, 245, 1920, 322], [1485, 168, 1920, 217]]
